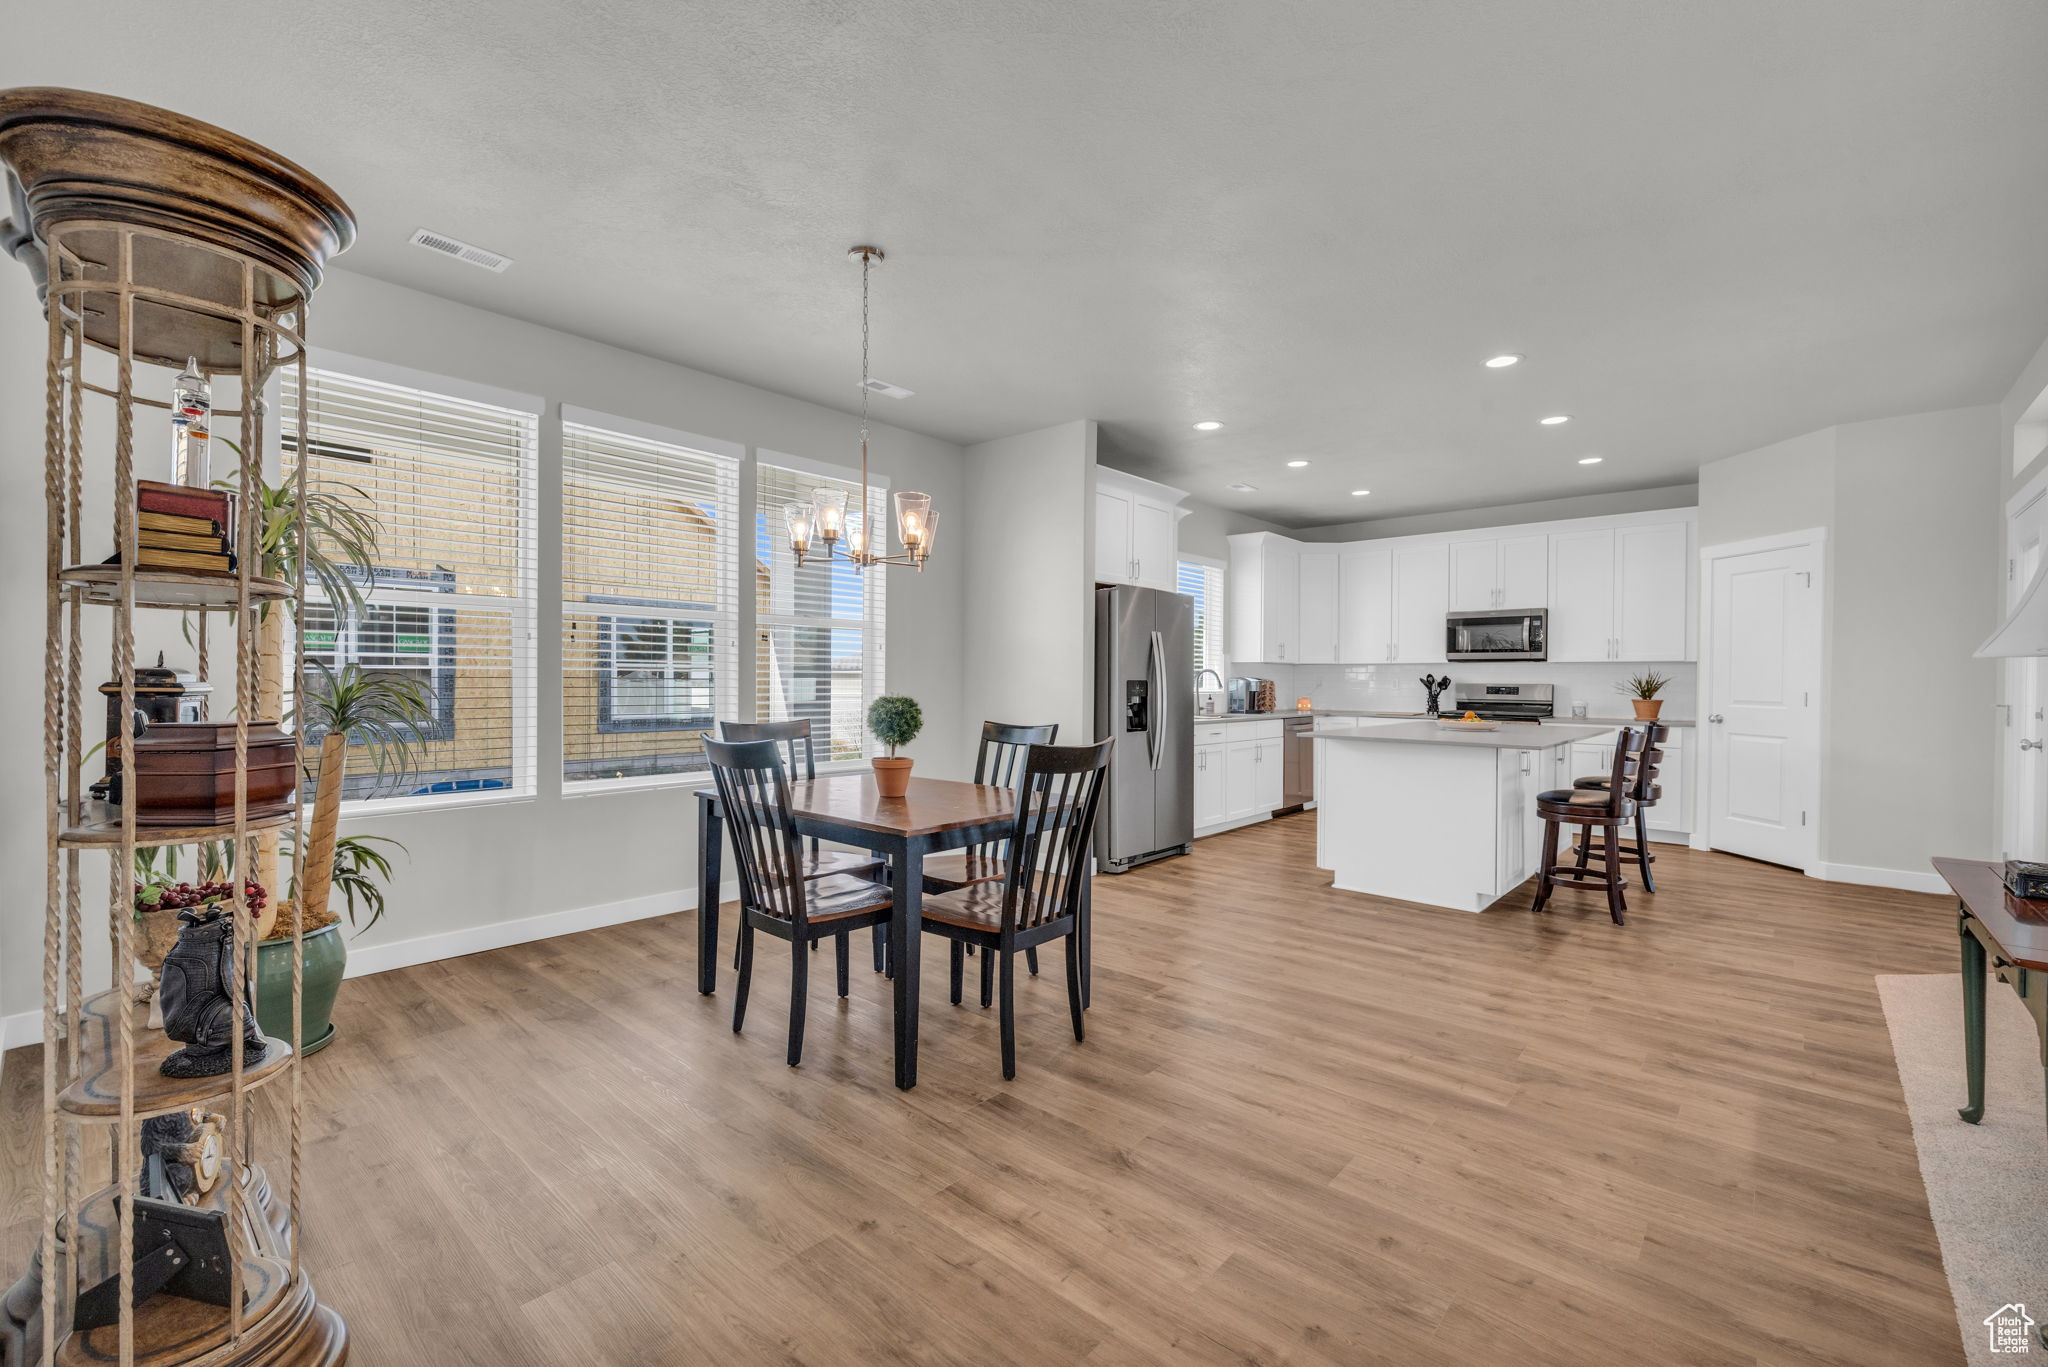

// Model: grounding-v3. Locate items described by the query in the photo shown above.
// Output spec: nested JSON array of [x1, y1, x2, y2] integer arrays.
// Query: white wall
[[962, 421, 1098, 744], [0, 265, 972, 1035], [1695, 405, 2000, 886]]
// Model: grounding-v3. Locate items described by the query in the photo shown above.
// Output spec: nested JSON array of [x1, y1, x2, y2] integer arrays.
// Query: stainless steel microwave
[[1445, 608, 1547, 661]]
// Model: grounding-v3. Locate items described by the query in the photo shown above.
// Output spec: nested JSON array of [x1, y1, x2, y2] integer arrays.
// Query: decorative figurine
[[157, 906, 266, 1079], [1420, 674, 1453, 717], [141, 1108, 226, 1205]]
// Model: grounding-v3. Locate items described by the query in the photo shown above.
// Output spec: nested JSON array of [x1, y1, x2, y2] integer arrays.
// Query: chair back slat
[[720, 719, 817, 780], [1600, 726, 1645, 817], [975, 721, 1059, 788], [995, 740, 1112, 936], [1626, 722, 1668, 802], [706, 737, 811, 929]]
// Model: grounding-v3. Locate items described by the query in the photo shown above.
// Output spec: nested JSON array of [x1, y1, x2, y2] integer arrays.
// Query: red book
[[135, 480, 235, 541]]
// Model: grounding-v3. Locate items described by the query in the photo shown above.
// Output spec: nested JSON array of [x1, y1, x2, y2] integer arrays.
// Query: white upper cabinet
[[1095, 467, 1186, 593], [1391, 541, 1451, 663], [1448, 534, 1549, 611], [1548, 528, 1618, 661], [1227, 532, 1301, 663], [1338, 546, 1393, 662], [1614, 522, 1691, 661], [1297, 551, 1339, 663], [1548, 519, 1694, 662]]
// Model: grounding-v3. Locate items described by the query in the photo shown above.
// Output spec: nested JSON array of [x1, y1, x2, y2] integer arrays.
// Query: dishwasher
[[1282, 715, 1316, 810]]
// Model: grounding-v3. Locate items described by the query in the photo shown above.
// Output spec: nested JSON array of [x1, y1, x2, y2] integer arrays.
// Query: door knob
[[1708, 714, 1724, 724], [2024, 738, 2044, 751]]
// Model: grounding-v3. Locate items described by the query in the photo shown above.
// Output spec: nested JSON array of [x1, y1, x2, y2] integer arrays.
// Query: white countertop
[[1196, 707, 1692, 728], [1304, 719, 1621, 749]]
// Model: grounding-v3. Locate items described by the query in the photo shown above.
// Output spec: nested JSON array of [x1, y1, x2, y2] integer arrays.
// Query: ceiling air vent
[[862, 377, 913, 399], [408, 227, 513, 273]]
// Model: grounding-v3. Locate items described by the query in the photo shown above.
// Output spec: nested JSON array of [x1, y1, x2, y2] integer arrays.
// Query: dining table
[[1930, 856, 2048, 1139], [695, 771, 1091, 1089]]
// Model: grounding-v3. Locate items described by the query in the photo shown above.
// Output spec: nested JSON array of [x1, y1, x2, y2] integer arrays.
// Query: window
[[754, 459, 886, 762], [562, 414, 739, 785], [1179, 558, 1227, 684], [283, 366, 538, 803]]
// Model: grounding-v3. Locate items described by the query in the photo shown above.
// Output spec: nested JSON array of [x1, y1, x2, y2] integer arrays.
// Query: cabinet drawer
[[1228, 719, 1284, 741], [1195, 723, 1229, 746]]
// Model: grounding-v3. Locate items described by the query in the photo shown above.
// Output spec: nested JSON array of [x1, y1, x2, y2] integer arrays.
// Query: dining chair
[[719, 720, 890, 972], [918, 738, 1110, 1079], [706, 737, 896, 1066], [924, 721, 1059, 974]]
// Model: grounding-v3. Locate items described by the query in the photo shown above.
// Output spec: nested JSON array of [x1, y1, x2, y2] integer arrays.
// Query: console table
[[1929, 857, 2048, 1136]]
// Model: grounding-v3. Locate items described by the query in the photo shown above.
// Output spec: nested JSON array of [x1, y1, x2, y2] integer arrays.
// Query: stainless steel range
[[1445, 682, 1554, 723]]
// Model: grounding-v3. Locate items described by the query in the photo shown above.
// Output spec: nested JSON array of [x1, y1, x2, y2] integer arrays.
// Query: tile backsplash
[[1280, 660, 1697, 719]]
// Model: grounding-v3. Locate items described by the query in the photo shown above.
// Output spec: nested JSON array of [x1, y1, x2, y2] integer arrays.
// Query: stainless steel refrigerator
[[1094, 585, 1195, 872]]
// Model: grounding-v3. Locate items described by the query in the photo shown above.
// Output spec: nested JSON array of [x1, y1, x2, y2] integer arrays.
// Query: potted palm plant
[[252, 661, 430, 1051], [867, 694, 923, 798], [1618, 670, 1673, 721]]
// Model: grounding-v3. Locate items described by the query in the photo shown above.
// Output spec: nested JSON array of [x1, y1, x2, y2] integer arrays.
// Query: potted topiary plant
[[867, 694, 924, 798], [1617, 669, 1673, 721]]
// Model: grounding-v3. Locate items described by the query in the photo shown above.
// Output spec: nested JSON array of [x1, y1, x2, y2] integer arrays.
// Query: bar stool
[[1569, 722, 1669, 892], [1531, 725, 1645, 925]]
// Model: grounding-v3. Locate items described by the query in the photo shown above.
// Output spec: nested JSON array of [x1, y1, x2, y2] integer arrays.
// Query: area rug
[[1877, 973, 2046, 1364]]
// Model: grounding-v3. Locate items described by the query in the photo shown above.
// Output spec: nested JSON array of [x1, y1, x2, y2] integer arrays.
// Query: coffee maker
[[1227, 676, 1273, 714]]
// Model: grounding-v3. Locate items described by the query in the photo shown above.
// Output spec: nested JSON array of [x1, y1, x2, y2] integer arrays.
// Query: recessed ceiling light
[[1350, 489, 1370, 496], [1194, 421, 1223, 431], [1484, 354, 1522, 368], [1578, 456, 1603, 465], [1286, 459, 1310, 468], [1227, 482, 1257, 492], [1540, 415, 1571, 426]]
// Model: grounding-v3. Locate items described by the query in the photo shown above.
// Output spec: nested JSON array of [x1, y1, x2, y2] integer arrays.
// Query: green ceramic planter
[[254, 921, 345, 1055]]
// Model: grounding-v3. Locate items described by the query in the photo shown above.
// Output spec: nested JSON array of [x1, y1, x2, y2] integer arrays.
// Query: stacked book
[[110, 481, 239, 575]]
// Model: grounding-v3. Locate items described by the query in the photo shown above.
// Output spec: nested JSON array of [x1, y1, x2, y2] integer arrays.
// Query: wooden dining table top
[[784, 773, 1020, 838], [1932, 856, 2048, 970]]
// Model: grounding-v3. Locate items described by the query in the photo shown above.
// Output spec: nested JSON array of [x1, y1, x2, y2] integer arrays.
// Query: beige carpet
[[1877, 974, 2046, 1365]]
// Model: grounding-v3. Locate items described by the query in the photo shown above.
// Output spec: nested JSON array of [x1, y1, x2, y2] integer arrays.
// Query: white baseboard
[[1808, 862, 1949, 896], [0, 882, 735, 1054]]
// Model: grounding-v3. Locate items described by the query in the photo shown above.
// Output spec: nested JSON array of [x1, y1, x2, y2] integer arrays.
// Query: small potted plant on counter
[[1618, 670, 1672, 721], [867, 694, 924, 798]]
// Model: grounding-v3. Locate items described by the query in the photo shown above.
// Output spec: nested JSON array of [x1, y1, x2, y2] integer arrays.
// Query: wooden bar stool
[[1531, 725, 1645, 925], [1570, 722, 1669, 892]]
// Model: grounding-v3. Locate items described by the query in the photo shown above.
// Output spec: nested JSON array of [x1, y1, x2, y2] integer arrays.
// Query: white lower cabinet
[[1195, 720, 1286, 833], [1194, 741, 1229, 828]]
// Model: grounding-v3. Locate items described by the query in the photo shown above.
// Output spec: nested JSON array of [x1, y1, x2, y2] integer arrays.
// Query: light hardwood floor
[[3, 815, 1967, 1366]]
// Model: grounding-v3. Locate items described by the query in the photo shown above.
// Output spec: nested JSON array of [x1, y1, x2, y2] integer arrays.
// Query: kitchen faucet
[[1195, 668, 1224, 690]]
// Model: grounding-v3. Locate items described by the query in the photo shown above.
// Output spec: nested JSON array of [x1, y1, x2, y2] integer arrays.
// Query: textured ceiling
[[7, 2, 2048, 526]]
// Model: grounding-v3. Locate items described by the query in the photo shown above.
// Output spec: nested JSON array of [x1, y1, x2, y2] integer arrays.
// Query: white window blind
[[282, 366, 538, 802], [1178, 559, 1227, 683], [562, 419, 739, 786], [754, 461, 886, 762]]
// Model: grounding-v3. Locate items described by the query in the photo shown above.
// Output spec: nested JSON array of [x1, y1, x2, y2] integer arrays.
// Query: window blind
[[282, 366, 539, 802], [1178, 559, 1227, 683], [754, 461, 886, 762], [562, 419, 739, 786]]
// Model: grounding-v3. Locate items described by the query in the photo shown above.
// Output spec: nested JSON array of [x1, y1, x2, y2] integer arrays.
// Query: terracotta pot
[[872, 756, 914, 798], [1631, 698, 1664, 720]]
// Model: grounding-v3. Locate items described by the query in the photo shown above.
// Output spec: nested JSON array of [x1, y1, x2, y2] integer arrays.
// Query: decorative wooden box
[[125, 721, 297, 826]]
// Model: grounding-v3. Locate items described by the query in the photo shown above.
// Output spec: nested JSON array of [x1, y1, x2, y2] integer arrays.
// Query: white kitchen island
[[1309, 719, 1619, 912]]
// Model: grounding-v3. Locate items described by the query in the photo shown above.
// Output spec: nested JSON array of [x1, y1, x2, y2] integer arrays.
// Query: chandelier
[[784, 245, 936, 571]]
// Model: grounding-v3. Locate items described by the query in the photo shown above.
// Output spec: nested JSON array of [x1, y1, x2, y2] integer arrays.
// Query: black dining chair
[[719, 719, 889, 972], [918, 738, 1110, 1079], [706, 737, 896, 1067], [923, 721, 1059, 976]]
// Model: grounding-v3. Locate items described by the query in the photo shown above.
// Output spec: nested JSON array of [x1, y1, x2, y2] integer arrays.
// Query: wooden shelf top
[[60, 564, 291, 610], [59, 988, 292, 1122], [61, 803, 294, 851]]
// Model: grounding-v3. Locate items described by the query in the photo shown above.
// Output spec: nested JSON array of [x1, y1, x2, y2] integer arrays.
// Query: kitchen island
[[1309, 719, 1619, 912]]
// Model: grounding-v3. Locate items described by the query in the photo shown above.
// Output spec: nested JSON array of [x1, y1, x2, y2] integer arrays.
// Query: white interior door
[[1705, 538, 1821, 869], [2003, 494, 2048, 860]]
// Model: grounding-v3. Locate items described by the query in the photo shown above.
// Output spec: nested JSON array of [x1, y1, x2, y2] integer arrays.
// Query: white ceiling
[[8, 2, 2048, 526]]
